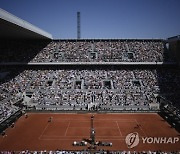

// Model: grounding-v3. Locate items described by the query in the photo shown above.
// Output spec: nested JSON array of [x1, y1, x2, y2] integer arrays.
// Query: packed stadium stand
[[0, 150, 179, 154], [0, 39, 174, 63], [0, 8, 180, 153], [0, 68, 179, 112]]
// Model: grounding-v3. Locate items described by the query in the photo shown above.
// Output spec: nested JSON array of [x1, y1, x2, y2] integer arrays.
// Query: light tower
[[77, 12, 81, 39]]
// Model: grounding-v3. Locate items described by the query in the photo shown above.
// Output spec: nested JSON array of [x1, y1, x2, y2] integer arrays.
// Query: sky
[[0, 0, 180, 39]]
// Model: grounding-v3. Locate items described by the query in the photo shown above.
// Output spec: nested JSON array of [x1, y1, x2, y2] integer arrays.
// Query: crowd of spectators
[[31, 40, 166, 62], [0, 100, 19, 123], [0, 39, 179, 124], [0, 69, 155, 111], [0, 150, 179, 154], [0, 38, 179, 153], [0, 40, 173, 63], [0, 40, 49, 63], [0, 68, 179, 115], [0, 69, 20, 123]]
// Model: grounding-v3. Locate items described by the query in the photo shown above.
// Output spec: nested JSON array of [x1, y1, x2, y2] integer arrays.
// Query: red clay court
[[0, 113, 180, 152]]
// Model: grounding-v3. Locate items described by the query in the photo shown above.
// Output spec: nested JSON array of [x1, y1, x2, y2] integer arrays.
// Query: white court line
[[40, 135, 146, 138], [52, 119, 136, 121], [39, 126, 125, 129], [135, 119, 147, 136], [39, 138, 125, 141], [39, 138, 146, 141], [41, 135, 90, 137], [66, 127, 121, 128], [63, 126, 90, 128], [39, 119, 146, 140], [64, 121, 70, 136], [39, 123, 50, 140], [41, 135, 123, 137], [116, 121, 122, 137]]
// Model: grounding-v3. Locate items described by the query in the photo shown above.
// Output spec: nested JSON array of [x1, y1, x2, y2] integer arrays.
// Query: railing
[[0, 109, 22, 133], [25, 108, 160, 113]]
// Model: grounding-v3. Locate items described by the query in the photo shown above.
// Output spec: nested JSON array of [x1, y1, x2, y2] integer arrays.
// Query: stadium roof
[[0, 8, 52, 39], [168, 35, 180, 41]]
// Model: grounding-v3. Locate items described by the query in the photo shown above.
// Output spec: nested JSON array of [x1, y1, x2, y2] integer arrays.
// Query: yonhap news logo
[[125, 132, 180, 149], [125, 132, 140, 149]]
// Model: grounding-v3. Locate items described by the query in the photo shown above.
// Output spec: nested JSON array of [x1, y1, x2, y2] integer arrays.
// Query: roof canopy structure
[[0, 8, 52, 39], [168, 35, 180, 42]]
